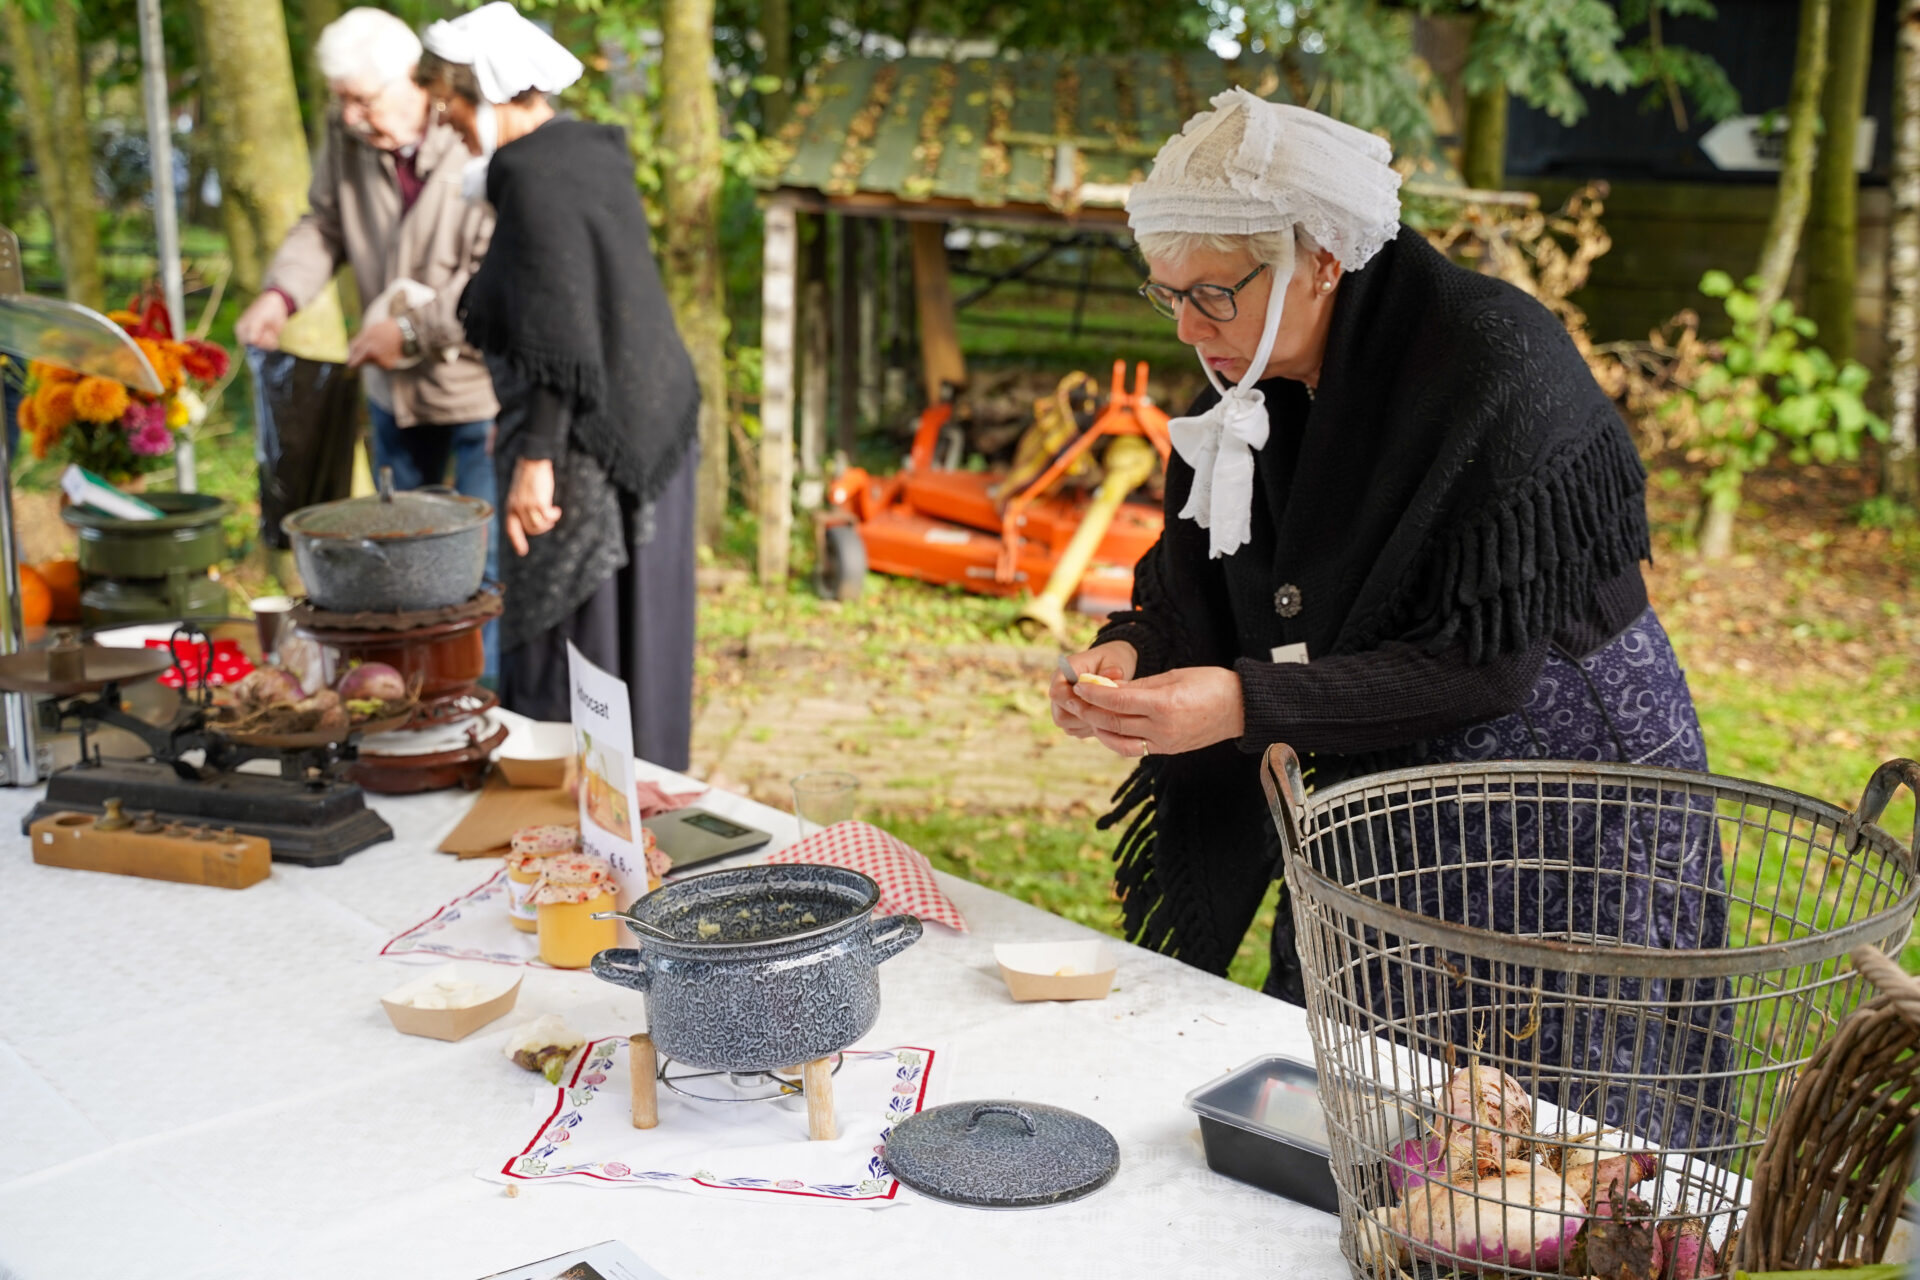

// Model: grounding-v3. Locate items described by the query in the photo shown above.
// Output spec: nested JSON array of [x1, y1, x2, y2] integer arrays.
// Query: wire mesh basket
[[1259, 746, 1920, 1280]]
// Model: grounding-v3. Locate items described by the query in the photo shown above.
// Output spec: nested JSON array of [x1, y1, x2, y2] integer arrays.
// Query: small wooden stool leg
[[630, 1033, 658, 1129], [803, 1056, 836, 1140]]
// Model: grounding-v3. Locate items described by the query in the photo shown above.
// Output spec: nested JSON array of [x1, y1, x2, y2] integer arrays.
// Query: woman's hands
[[1052, 644, 1244, 759], [1050, 641, 1138, 740], [504, 457, 563, 556]]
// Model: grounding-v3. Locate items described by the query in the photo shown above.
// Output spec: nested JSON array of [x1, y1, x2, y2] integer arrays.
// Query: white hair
[[315, 7, 421, 90], [1135, 225, 1322, 268]]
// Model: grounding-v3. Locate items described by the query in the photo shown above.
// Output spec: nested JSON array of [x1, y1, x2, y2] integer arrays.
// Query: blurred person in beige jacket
[[237, 6, 499, 670]]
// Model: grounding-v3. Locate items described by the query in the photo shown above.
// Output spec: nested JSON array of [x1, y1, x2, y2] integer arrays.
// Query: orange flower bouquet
[[14, 295, 230, 482]]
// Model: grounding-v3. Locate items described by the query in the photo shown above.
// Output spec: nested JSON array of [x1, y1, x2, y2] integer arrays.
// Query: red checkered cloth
[[767, 820, 967, 933], [145, 638, 254, 690]]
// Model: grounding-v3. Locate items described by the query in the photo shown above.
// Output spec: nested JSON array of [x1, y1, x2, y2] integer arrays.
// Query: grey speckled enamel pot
[[282, 468, 491, 612], [589, 864, 922, 1073]]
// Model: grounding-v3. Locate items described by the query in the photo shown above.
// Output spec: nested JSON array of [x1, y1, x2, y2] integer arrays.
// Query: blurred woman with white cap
[[1048, 92, 1719, 1038], [416, 3, 701, 770]]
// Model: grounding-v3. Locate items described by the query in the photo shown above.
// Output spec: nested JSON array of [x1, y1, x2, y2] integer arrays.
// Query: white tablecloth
[[0, 763, 1345, 1280]]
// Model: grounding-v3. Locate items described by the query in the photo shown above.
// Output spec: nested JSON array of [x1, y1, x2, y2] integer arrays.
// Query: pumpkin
[[32, 559, 81, 624], [16, 565, 51, 629]]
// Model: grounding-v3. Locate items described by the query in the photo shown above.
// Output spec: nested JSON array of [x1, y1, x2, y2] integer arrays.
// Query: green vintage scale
[[0, 225, 391, 862]]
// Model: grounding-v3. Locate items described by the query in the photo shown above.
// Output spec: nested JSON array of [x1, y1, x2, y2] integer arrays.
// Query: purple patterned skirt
[[1275, 609, 1733, 1146]]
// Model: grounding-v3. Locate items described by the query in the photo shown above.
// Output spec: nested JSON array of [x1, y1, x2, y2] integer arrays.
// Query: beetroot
[[336, 661, 406, 704]]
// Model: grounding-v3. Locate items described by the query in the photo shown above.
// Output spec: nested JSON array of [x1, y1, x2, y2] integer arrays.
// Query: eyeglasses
[[333, 78, 402, 119], [1138, 263, 1269, 323]]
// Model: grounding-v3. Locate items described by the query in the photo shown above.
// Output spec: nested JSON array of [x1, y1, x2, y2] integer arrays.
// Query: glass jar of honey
[[506, 824, 579, 933], [532, 852, 620, 969]]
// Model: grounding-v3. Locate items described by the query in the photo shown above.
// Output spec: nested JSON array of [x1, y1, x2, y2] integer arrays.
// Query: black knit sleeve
[[521, 384, 572, 462], [1092, 540, 1179, 678], [1233, 637, 1550, 756]]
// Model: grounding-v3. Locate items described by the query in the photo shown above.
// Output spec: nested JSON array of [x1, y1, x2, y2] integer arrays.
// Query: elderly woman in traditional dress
[[414, 4, 701, 769], [1050, 92, 1724, 1076]]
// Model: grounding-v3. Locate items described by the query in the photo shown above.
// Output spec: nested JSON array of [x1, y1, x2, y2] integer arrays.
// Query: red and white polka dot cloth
[[144, 637, 254, 690], [767, 820, 968, 932]]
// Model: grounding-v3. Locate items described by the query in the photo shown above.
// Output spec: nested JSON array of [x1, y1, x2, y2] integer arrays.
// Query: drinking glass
[[250, 595, 295, 662], [791, 771, 859, 839]]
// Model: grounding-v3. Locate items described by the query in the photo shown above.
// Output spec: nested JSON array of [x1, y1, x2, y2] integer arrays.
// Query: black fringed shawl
[[1095, 226, 1651, 979], [461, 120, 700, 506]]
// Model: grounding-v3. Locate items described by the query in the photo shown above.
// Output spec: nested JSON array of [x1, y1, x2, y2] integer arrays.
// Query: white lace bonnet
[[1125, 88, 1402, 272]]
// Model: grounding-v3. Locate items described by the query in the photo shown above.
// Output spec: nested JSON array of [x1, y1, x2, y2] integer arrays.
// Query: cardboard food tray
[[438, 774, 578, 858], [380, 963, 522, 1041], [994, 940, 1117, 1002]]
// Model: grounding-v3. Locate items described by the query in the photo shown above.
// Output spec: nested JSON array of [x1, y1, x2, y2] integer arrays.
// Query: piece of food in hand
[[504, 1013, 586, 1084], [1076, 672, 1119, 688], [336, 660, 407, 704]]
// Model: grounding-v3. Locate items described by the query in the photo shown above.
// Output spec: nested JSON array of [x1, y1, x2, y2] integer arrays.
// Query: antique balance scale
[[0, 225, 392, 863]]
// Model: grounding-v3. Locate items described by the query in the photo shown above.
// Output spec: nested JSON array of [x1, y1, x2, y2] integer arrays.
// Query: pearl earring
[[1318, 280, 1334, 294]]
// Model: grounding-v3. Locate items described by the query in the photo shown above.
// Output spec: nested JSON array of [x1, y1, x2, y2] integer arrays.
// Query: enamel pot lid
[[883, 1100, 1119, 1209]]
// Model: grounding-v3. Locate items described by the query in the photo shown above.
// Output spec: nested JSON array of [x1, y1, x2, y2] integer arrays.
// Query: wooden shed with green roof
[[750, 51, 1267, 582]]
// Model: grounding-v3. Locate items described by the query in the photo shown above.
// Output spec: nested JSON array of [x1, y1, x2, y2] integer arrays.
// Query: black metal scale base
[[22, 758, 392, 866]]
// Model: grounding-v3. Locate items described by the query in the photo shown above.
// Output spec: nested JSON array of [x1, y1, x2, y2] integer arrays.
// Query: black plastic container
[[1185, 1054, 1339, 1213]]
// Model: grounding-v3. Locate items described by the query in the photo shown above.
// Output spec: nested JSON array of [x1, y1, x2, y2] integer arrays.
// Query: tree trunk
[[1710, 0, 1832, 558], [1754, 0, 1832, 328], [297, 0, 345, 152], [1461, 85, 1508, 191], [189, 0, 347, 360], [5, 1, 102, 308], [1806, 0, 1875, 361], [758, 202, 797, 585], [1889, 0, 1920, 502], [761, 0, 792, 134], [1461, 13, 1508, 194], [661, 0, 731, 555]]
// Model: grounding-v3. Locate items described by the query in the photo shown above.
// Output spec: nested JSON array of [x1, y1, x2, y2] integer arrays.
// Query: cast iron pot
[[589, 864, 923, 1073], [281, 469, 491, 613]]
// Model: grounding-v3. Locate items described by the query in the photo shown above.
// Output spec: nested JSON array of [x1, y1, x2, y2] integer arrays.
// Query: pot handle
[[589, 947, 651, 991], [307, 536, 390, 565], [965, 1104, 1037, 1137], [868, 914, 922, 964]]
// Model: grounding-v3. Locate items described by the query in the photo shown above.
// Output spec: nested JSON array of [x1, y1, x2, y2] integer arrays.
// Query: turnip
[[336, 661, 407, 705], [1562, 1150, 1660, 1207], [1577, 1191, 1664, 1280], [1658, 1216, 1717, 1280], [1387, 1134, 1448, 1194], [1383, 1160, 1585, 1272], [233, 666, 304, 712], [1440, 1060, 1536, 1176]]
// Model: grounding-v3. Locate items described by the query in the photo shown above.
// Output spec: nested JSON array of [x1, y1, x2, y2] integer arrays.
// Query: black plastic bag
[[247, 346, 360, 549]]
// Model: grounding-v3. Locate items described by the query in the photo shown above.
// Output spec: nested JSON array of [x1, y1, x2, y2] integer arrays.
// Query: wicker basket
[[1737, 943, 1920, 1271]]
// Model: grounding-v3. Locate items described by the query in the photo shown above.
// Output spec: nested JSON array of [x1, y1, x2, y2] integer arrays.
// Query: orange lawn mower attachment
[[819, 362, 1170, 639]]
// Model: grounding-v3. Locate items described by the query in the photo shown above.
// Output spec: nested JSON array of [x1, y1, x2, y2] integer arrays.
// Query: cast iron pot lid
[[883, 1100, 1119, 1209]]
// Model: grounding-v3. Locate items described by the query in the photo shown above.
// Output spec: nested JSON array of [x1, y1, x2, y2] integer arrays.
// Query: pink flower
[[129, 417, 175, 457], [602, 1162, 630, 1177]]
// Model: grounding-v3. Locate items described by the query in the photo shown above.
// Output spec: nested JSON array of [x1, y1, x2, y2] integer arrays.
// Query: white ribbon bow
[[1166, 251, 1295, 559]]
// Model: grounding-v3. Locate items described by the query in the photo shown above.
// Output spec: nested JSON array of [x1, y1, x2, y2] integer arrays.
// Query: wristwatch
[[395, 313, 421, 359]]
